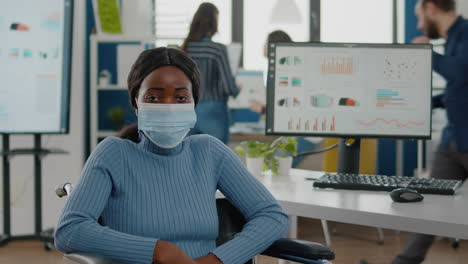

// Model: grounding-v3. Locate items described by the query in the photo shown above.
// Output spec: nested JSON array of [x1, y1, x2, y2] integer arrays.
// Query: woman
[[54, 47, 288, 264], [182, 3, 239, 144], [250, 30, 293, 114], [250, 30, 317, 168]]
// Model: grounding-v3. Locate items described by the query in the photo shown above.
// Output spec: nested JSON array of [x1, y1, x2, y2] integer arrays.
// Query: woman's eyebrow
[[175, 87, 189, 91], [147, 87, 164, 91]]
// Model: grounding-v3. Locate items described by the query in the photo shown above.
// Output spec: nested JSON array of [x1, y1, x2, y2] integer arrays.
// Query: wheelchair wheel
[[44, 242, 53, 251]]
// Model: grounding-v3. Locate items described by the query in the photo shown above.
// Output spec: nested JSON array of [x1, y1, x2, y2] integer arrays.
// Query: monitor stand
[[337, 138, 361, 174]]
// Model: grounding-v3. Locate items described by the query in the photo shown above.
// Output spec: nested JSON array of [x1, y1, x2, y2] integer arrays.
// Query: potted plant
[[235, 141, 270, 177], [267, 137, 298, 177], [236, 137, 297, 177], [107, 106, 125, 131]]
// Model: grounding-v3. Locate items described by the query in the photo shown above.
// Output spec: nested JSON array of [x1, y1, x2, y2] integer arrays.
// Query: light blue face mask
[[138, 103, 197, 148]]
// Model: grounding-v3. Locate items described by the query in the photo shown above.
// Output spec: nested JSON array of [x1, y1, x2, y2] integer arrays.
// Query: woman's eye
[[177, 96, 188, 103], [145, 95, 159, 102]]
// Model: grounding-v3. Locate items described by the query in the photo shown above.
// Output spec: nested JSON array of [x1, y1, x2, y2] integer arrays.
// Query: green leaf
[[235, 146, 246, 156], [236, 140, 269, 158], [270, 157, 279, 175], [284, 143, 297, 156]]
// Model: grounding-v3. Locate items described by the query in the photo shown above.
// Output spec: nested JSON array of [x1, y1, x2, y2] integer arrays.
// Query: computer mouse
[[390, 188, 424, 203]]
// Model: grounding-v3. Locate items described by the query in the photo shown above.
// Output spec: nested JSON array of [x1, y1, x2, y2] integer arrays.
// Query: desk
[[261, 169, 468, 240]]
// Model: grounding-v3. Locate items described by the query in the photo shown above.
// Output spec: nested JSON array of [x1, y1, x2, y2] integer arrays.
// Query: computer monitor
[[266, 42, 433, 173], [0, 0, 73, 134]]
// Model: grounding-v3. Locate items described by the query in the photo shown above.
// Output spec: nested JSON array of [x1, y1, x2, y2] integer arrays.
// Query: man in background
[[392, 0, 468, 263]]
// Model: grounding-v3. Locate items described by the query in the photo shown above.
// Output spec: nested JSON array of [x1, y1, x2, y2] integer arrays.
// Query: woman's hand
[[194, 253, 223, 264], [412, 36, 430, 44], [152, 240, 196, 264], [235, 79, 243, 90], [249, 99, 266, 114]]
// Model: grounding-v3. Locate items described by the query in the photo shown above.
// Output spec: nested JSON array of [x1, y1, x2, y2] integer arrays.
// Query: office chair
[[56, 183, 334, 264]]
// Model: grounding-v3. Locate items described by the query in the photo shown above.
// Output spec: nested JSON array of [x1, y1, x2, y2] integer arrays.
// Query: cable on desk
[[296, 143, 339, 157]]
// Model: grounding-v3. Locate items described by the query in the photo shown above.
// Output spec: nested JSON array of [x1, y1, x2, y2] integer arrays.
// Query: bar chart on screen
[[321, 56, 356, 75], [287, 116, 336, 132], [376, 88, 408, 107]]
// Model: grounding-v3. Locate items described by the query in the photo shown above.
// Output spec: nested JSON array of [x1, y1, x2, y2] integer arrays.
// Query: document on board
[[93, 0, 123, 34], [117, 44, 144, 86], [228, 70, 265, 109], [227, 42, 242, 76]]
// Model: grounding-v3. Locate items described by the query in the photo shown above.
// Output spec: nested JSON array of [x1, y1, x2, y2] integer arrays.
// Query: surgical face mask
[[137, 103, 197, 148]]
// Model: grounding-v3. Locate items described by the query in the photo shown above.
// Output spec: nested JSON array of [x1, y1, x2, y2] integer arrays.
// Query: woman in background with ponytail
[[182, 2, 239, 144]]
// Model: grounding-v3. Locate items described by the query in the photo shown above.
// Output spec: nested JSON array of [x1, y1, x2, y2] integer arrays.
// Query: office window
[[154, 0, 232, 47], [321, 0, 393, 43], [244, 0, 310, 71]]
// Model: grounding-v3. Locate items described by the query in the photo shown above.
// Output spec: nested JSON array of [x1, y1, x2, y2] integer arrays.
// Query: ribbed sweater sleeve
[[209, 137, 289, 264], [54, 137, 157, 264]]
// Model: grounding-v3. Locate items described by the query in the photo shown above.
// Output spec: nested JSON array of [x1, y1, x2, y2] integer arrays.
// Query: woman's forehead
[[141, 66, 192, 88]]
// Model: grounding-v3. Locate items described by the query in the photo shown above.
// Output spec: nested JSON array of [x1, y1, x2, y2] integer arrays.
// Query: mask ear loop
[[134, 97, 139, 115]]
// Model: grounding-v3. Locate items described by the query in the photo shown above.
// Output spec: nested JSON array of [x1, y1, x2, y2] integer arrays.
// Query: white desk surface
[[258, 169, 468, 240]]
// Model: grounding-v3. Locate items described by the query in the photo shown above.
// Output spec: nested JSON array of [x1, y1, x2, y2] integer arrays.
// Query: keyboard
[[313, 173, 463, 195]]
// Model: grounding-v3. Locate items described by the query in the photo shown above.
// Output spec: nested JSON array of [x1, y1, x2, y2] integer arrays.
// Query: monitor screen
[[266, 42, 433, 139], [0, 0, 73, 134]]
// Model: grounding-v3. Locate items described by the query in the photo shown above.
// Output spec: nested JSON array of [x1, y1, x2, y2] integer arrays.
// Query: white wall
[[456, 0, 468, 16], [0, 0, 85, 235]]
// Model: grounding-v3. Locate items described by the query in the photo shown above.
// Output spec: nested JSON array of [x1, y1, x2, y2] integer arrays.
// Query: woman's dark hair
[[267, 30, 293, 43], [181, 2, 219, 51], [127, 47, 200, 109], [422, 0, 455, 12], [117, 123, 139, 142], [118, 47, 201, 142]]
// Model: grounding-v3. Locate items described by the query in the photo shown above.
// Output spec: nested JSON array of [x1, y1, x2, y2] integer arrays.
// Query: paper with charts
[[228, 70, 265, 109]]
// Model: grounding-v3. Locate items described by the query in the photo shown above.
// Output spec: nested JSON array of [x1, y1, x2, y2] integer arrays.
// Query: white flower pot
[[246, 157, 264, 177], [277, 156, 293, 178]]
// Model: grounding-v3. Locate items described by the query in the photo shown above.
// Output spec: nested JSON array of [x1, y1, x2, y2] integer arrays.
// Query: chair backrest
[[215, 198, 246, 246], [215, 198, 254, 264]]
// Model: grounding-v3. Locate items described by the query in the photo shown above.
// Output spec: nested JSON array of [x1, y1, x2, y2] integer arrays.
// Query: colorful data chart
[[42, 12, 61, 31], [9, 48, 19, 58], [277, 97, 301, 108], [376, 89, 407, 107], [321, 56, 355, 75], [287, 116, 336, 132], [357, 118, 425, 129], [10, 22, 30, 31], [383, 59, 417, 80], [279, 56, 302, 66], [310, 94, 333, 108], [291, 77, 302, 87], [338, 97, 360, 107], [278, 76, 289, 87]]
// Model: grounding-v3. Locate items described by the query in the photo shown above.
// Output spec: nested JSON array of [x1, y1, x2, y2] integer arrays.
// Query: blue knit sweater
[[55, 134, 289, 264]]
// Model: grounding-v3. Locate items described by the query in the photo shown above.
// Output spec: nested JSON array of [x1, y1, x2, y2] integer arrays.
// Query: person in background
[[54, 47, 288, 264], [389, 0, 468, 263], [182, 2, 239, 144], [250, 30, 317, 168], [249, 30, 292, 114]]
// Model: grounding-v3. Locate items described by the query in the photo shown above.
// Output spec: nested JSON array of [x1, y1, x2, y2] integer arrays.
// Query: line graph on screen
[[357, 118, 425, 128]]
